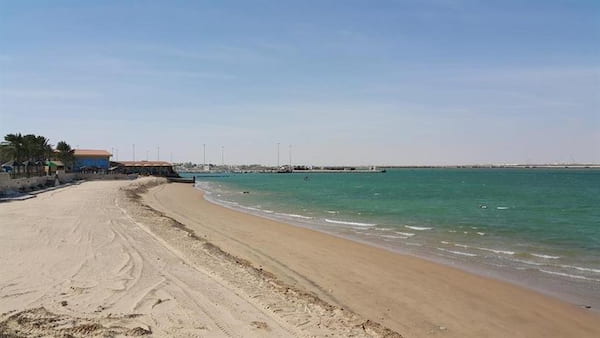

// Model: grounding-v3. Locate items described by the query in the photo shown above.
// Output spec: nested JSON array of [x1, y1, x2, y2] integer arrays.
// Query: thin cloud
[[0, 89, 102, 100], [129, 43, 278, 64]]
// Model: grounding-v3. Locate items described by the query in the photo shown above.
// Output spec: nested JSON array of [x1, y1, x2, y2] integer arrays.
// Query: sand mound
[[0, 307, 151, 337]]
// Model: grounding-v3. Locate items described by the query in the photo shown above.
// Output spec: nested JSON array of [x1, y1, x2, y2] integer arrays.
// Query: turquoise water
[[182, 169, 600, 305]]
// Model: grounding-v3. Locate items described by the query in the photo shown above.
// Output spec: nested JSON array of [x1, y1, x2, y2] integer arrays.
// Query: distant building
[[73, 149, 112, 173], [112, 161, 177, 177]]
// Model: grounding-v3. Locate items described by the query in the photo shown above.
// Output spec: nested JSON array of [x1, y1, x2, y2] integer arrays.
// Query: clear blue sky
[[1, 0, 598, 165]]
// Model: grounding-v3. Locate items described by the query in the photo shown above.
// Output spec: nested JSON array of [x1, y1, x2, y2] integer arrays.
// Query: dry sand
[[0, 178, 397, 337], [141, 182, 600, 338]]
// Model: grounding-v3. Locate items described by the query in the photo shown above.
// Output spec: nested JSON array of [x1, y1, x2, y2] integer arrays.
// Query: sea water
[[181, 169, 600, 308]]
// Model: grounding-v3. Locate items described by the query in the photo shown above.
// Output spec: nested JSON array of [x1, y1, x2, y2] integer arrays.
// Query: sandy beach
[[0, 178, 397, 337], [142, 182, 600, 338], [1, 178, 598, 337]]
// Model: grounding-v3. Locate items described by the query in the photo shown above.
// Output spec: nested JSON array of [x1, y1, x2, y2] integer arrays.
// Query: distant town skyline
[[1, 1, 599, 165]]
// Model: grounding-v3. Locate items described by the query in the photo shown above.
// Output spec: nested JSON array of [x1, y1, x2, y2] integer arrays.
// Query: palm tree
[[56, 141, 75, 171], [1, 133, 56, 176], [1, 133, 24, 162]]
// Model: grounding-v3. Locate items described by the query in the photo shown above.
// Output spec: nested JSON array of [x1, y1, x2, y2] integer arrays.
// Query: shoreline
[[1, 178, 399, 337], [197, 181, 600, 312], [143, 182, 600, 337]]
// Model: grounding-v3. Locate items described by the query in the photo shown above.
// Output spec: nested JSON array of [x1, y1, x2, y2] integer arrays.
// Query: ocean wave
[[325, 218, 376, 227], [404, 226, 432, 231], [437, 248, 477, 257], [559, 265, 600, 274], [539, 270, 600, 282], [496, 206, 510, 210], [531, 253, 561, 259], [326, 210, 338, 214], [240, 206, 261, 212], [512, 259, 544, 266], [380, 234, 409, 240], [477, 232, 486, 236], [476, 247, 515, 255], [394, 231, 415, 237], [458, 243, 515, 254], [263, 210, 274, 213], [279, 213, 312, 219]]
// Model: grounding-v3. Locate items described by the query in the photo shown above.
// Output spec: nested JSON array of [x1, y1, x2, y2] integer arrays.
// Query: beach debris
[[94, 305, 106, 313], [358, 320, 402, 337], [250, 321, 269, 330], [128, 326, 152, 335], [60, 300, 68, 307]]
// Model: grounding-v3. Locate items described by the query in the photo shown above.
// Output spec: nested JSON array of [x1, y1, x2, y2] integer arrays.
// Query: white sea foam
[[326, 210, 338, 214], [394, 231, 415, 237], [477, 232, 486, 236], [404, 226, 432, 231], [476, 247, 515, 255], [279, 213, 312, 219], [539, 270, 600, 282], [325, 219, 376, 227], [448, 230, 457, 233], [496, 206, 510, 210], [241, 206, 261, 212], [440, 241, 450, 244], [437, 248, 477, 257], [380, 234, 409, 239], [263, 210, 274, 214], [454, 243, 469, 248], [512, 259, 544, 266], [531, 253, 561, 259], [560, 265, 600, 274]]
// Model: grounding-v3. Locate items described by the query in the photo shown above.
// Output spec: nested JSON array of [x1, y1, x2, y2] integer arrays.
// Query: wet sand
[[142, 182, 600, 338], [1, 178, 396, 337]]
